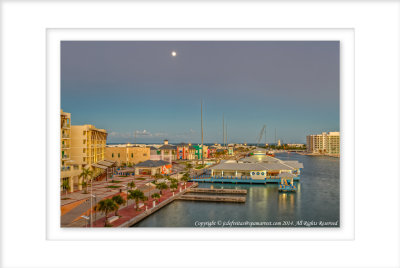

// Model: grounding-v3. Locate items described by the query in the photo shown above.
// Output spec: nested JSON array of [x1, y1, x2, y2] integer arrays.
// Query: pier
[[187, 188, 247, 195], [178, 194, 246, 203]]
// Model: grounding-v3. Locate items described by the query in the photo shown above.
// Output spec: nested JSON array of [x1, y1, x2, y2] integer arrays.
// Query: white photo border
[[1, 1, 399, 268]]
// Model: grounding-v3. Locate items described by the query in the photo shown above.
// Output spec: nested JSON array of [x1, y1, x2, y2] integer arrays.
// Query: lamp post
[[91, 194, 97, 223], [81, 215, 89, 228], [90, 176, 93, 227]]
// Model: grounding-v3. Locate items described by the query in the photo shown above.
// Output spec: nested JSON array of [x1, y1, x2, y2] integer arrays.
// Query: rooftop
[[135, 160, 170, 168]]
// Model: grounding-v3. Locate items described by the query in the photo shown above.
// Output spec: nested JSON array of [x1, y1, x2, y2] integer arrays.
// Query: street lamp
[[91, 194, 97, 223], [80, 215, 89, 228]]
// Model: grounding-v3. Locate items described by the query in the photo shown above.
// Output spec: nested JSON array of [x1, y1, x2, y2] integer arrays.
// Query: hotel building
[[70, 125, 108, 166], [306, 131, 340, 155], [105, 145, 150, 166], [60, 110, 80, 192]]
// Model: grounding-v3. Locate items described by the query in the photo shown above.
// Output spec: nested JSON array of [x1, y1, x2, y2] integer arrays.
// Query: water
[[133, 153, 340, 227]]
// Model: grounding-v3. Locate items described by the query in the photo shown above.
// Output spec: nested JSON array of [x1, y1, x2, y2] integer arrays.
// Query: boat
[[278, 180, 297, 192], [266, 151, 275, 157]]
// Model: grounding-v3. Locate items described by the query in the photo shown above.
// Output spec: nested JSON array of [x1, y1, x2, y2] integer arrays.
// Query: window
[[112, 153, 114, 158], [131, 153, 133, 158], [118, 153, 120, 158], [143, 153, 147, 156], [83, 131, 86, 135]]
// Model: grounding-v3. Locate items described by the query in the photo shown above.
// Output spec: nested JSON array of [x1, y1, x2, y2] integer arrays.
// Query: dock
[[178, 194, 246, 203], [187, 188, 247, 195]]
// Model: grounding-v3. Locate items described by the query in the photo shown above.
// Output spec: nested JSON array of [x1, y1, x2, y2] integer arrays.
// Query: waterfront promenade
[[92, 182, 197, 227], [61, 172, 192, 227]]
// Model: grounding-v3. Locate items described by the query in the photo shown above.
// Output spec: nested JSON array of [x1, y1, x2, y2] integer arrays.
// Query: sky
[[61, 41, 340, 144]]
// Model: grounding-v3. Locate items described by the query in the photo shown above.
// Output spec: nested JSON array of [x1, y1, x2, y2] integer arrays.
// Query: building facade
[[193, 145, 209, 160], [60, 110, 81, 193], [158, 140, 177, 163], [71, 125, 108, 167], [306, 131, 340, 155], [105, 146, 150, 166], [134, 160, 172, 175]]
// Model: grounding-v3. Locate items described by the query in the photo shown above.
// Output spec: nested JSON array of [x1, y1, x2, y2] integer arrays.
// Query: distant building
[[105, 145, 150, 166], [134, 160, 172, 175], [193, 145, 209, 160], [278, 140, 281, 146], [208, 146, 217, 158], [158, 139, 177, 163], [306, 132, 340, 155], [287, 144, 305, 148]]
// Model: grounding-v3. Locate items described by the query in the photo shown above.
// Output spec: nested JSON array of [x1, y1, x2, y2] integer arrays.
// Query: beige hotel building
[[60, 109, 108, 193], [105, 145, 150, 166], [306, 131, 340, 156]]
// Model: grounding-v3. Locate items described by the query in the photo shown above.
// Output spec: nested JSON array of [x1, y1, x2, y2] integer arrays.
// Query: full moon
[[171, 51, 177, 57]]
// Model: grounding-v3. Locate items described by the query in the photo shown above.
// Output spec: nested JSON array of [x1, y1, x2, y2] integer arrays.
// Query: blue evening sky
[[61, 41, 339, 144]]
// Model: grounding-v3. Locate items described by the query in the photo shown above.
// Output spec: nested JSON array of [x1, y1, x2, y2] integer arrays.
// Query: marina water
[[133, 153, 340, 227]]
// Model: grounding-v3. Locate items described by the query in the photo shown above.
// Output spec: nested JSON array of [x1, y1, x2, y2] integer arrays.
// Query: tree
[[156, 182, 168, 195], [181, 172, 190, 185], [151, 193, 161, 203], [95, 199, 118, 227], [127, 180, 136, 189], [126, 180, 136, 206], [128, 189, 147, 211], [79, 168, 93, 194], [111, 195, 126, 216], [170, 182, 178, 192], [61, 179, 70, 197], [154, 173, 164, 179]]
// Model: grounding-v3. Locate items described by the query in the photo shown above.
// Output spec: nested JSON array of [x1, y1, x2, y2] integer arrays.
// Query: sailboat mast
[[201, 99, 204, 165]]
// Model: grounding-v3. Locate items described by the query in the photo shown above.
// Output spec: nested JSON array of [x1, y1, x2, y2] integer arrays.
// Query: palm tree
[[111, 195, 126, 216], [181, 172, 190, 185], [126, 180, 136, 206], [79, 168, 93, 194], [151, 193, 161, 203], [61, 179, 70, 197], [95, 199, 118, 227], [156, 182, 168, 195], [128, 189, 147, 211], [170, 182, 178, 192]]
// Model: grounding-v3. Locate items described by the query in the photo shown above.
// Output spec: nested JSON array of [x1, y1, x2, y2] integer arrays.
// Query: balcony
[[62, 144, 70, 149], [62, 123, 71, 129], [62, 134, 70, 139], [61, 166, 71, 172], [62, 154, 70, 160]]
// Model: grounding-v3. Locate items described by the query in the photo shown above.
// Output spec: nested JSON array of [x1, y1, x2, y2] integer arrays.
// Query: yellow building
[[105, 145, 150, 166], [70, 124, 108, 188], [71, 125, 107, 166], [306, 131, 340, 155], [60, 110, 80, 193]]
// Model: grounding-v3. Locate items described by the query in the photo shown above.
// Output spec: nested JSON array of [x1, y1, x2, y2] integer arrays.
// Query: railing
[[62, 144, 70, 148], [62, 155, 69, 159], [62, 134, 70, 139], [190, 175, 300, 180], [62, 123, 70, 128]]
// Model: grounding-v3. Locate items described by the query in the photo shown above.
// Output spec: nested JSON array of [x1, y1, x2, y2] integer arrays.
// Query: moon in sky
[[171, 51, 177, 57]]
